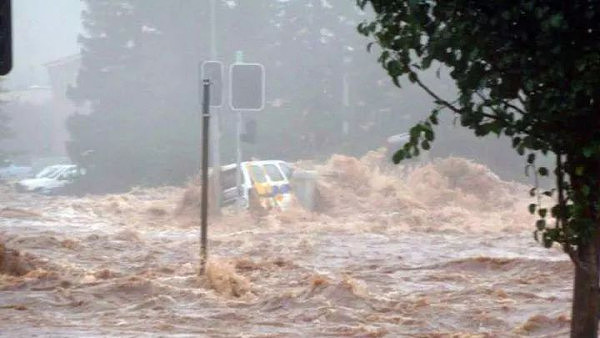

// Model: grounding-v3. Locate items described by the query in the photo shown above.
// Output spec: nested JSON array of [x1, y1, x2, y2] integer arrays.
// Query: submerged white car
[[220, 160, 294, 210], [15, 164, 84, 195]]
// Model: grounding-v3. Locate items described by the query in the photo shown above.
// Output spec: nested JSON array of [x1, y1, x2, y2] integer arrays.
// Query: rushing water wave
[[0, 155, 571, 337]]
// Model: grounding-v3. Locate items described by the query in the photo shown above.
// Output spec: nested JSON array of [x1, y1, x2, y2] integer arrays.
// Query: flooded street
[[0, 157, 572, 337]]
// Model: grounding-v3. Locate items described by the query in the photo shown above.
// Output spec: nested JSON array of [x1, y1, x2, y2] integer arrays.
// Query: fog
[[8, 0, 82, 88], [0, 0, 530, 187], [0, 1, 567, 337]]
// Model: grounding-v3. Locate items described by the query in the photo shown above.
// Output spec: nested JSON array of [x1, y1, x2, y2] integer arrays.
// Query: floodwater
[[0, 155, 572, 337]]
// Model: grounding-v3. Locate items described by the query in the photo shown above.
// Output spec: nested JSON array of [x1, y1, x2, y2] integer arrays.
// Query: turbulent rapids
[[0, 154, 572, 337]]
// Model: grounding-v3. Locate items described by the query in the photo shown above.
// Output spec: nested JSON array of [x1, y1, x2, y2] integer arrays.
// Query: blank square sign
[[200, 61, 223, 107], [229, 63, 265, 111]]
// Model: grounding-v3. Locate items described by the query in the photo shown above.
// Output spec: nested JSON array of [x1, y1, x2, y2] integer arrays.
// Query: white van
[[220, 160, 294, 210]]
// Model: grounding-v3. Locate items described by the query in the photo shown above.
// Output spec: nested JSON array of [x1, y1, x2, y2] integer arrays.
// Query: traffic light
[[229, 63, 265, 111], [200, 61, 223, 107], [0, 0, 11, 75]]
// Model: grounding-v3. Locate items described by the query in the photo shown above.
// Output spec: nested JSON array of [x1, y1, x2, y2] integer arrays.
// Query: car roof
[[44, 164, 75, 169], [221, 160, 287, 171]]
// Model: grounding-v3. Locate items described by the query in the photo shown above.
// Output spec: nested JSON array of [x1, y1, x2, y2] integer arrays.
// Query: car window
[[248, 165, 267, 183], [264, 164, 285, 182], [49, 167, 69, 179], [60, 167, 78, 180], [278, 162, 292, 179], [220, 168, 238, 190], [36, 166, 60, 178]]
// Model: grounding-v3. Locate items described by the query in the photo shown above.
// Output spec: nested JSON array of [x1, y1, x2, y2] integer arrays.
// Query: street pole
[[210, 0, 216, 58], [209, 0, 221, 215], [199, 79, 211, 275], [342, 50, 352, 137], [235, 51, 244, 211], [235, 110, 243, 210], [342, 73, 349, 136]]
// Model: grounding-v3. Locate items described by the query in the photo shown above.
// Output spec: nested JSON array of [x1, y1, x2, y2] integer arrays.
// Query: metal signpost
[[197, 53, 264, 273], [201, 61, 223, 107], [229, 53, 265, 209], [201, 61, 224, 214], [199, 79, 211, 275]]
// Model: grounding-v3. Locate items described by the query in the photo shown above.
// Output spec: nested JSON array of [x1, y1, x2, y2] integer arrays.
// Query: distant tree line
[[67, 0, 525, 191]]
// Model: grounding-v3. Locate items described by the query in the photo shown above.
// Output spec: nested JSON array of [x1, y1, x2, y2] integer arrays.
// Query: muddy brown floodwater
[[0, 155, 572, 337]]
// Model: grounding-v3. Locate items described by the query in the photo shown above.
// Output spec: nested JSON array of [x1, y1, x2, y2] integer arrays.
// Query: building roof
[[44, 54, 81, 69]]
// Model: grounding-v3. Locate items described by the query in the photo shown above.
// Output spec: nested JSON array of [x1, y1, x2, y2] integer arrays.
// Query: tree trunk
[[570, 230, 600, 338]]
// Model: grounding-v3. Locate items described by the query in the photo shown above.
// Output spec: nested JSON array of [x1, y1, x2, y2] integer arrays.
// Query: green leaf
[[529, 203, 536, 214], [429, 114, 438, 125], [538, 167, 548, 176], [582, 185, 591, 196], [542, 232, 553, 248], [582, 147, 594, 158], [409, 125, 422, 142], [548, 13, 563, 28], [542, 190, 553, 197], [512, 137, 521, 148], [538, 208, 547, 218], [424, 128, 434, 141], [408, 72, 418, 83], [527, 153, 535, 164], [551, 205, 561, 217], [392, 149, 405, 164], [536, 219, 546, 230], [575, 166, 584, 176]]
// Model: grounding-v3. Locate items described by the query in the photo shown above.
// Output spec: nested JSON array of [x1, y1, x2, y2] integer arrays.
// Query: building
[[0, 54, 82, 162]]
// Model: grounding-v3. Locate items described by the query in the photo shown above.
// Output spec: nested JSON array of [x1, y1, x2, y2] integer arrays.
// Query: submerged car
[[220, 160, 294, 210], [0, 161, 34, 181], [15, 164, 85, 195]]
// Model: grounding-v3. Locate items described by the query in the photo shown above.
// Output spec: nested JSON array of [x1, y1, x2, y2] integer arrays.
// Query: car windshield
[[278, 162, 293, 179], [248, 165, 267, 183], [35, 166, 61, 178], [35, 166, 74, 179], [264, 164, 284, 182]]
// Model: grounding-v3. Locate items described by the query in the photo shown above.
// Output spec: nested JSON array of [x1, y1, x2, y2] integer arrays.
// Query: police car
[[220, 160, 294, 211]]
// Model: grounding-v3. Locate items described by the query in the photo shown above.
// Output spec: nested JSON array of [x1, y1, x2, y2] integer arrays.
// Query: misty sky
[[6, 0, 83, 89]]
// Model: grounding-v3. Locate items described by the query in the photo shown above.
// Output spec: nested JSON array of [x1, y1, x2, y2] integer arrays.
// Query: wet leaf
[[536, 219, 546, 230], [529, 203, 536, 214]]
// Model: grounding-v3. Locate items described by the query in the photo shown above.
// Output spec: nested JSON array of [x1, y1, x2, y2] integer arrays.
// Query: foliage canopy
[[357, 1, 600, 335], [357, 0, 600, 250]]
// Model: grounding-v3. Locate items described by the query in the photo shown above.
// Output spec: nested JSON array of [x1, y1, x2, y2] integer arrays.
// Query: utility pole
[[199, 79, 211, 275], [342, 47, 352, 137], [229, 51, 265, 210]]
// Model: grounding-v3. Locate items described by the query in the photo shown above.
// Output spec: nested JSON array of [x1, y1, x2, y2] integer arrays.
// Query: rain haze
[[0, 1, 585, 337]]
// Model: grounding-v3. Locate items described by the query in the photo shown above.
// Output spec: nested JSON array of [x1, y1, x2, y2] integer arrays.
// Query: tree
[[233, 0, 411, 161], [68, 0, 206, 190], [356, 1, 600, 336]]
